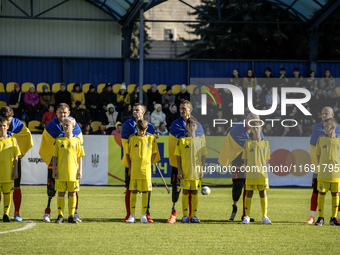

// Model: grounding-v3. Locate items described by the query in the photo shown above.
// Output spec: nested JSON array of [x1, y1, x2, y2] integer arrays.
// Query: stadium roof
[[267, 0, 334, 22], [85, 0, 167, 25]]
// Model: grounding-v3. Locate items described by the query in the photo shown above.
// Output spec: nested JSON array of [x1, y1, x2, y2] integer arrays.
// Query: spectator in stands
[[311, 89, 327, 120], [41, 105, 57, 129], [117, 83, 130, 114], [265, 87, 280, 110], [144, 110, 151, 123], [230, 69, 242, 89], [130, 85, 148, 106], [215, 126, 227, 136], [104, 103, 118, 126], [261, 67, 274, 92], [219, 88, 234, 119], [147, 84, 161, 111], [111, 122, 122, 136], [290, 68, 303, 87], [71, 101, 91, 129], [82, 124, 93, 135], [278, 67, 289, 88], [157, 122, 168, 136], [191, 87, 201, 115], [243, 69, 257, 89], [8, 83, 24, 120], [121, 104, 132, 124], [151, 103, 166, 129], [85, 84, 99, 121], [320, 69, 336, 97], [166, 104, 179, 129], [263, 123, 274, 136], [100, 83, 116, 112], [24, 85, 39, 122], [175, 84, 190, 108], [253, 85, 266, 110], [39, 85, 55, 112], [55, 83, 72, 108], [71, 83, 85, 109], [94, 124, 107, 135], [306, 70, 318, 95], [162, 86, 175, 110]]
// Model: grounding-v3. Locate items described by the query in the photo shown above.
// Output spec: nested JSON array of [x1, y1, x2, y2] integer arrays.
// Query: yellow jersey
[[242, 139, 270, 185], [174, 136, 208, 180], [53, 136, 85, 182], [125, 134, 158, 180], [0, 137, 21, 183], [316, 135, 340, 182]]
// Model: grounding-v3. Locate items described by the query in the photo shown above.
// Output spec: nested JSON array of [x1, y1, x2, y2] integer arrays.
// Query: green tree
[[130, 18, 151, 58], [182, 0, 310, 59]]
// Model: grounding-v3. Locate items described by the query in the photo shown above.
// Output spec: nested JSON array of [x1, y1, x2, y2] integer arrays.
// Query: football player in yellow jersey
[[315, 118, 340, 226], [0, 117, 21, 222], [125, 119, 158, 223], [52, 117, 85, 224], [175, 117, 207, 223], [242, 125, 271, 224]]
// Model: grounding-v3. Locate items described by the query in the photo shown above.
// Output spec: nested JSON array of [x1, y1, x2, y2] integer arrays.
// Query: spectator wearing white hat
[[151, 103, 166, 129], [175, 84, 190, 108], [117, 83, 130, 114]]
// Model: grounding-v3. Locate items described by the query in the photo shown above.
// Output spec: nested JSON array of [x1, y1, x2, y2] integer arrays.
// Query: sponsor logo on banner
[[91, 154, 99, 168]]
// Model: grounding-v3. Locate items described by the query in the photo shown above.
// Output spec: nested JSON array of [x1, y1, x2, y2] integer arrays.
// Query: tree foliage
[[182, 0, 316, 59]]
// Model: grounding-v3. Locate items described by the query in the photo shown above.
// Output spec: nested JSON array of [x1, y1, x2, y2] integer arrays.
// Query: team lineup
[[0, 103, 340, 225]]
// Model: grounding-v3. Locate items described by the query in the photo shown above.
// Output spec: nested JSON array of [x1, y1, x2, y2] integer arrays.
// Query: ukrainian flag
[[310, 122, 340, 166], [121, 119, 160, 168], [39, 117, 83, 164], [8, 118, 33, 156], [169, 117, 205, 167], [218, 124, 251, 167]]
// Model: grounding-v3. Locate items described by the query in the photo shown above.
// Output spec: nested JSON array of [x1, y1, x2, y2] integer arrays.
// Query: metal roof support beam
[[122, 0, 149, 28], [8, 0, 29, 17], [123, 24, 133, 84], [308, 0, 340, 32], [139, 6, 144, 104], [35, 0, 70, 18]]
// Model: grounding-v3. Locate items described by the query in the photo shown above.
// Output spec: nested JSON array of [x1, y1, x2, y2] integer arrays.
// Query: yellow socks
[[332, 195, 339, 218], [318, 194, 325, 218], [260, 197, 267, 218], [245, 196, 252, 217], [57, 196, 65, 216], [191, 193, 198, 217], [68, 195, 76, 216], [142, 192, 148, 215], [182, 193, 189, 217], [130, 192, 137, 215], [3, 193, 11, 215]]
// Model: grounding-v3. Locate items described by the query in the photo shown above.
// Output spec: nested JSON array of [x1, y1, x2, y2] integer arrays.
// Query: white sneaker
[[242, 215, 250, 224], [74, 214, 82, 223], [127, 214, 136, 223], [140, 214, 148, 223], [43, 214, 51, 222], [262, 216, 272, 224]]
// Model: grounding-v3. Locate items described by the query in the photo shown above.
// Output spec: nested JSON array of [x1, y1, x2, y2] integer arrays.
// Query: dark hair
[[280, 67, 286, 71], [232, 69, 240, 78], [323, 69, 331, 77], [134, 103, 146, 112], [324, 117, 337, 126], [308, 70, 315, 77], [72, 83, 82, 92], [0, 116, 9, 124], [245, 69, 255, 78], [0, 106, 14, 118], [136, 119, 148, 131], [293, 68, 300, 72], [265, 67, 272, 72]]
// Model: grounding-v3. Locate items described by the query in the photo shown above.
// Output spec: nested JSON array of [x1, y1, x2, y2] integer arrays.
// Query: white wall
[[0, 0, 122, 58]]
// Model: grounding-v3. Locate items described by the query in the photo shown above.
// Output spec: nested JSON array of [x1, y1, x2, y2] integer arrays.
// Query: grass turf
[[0, 186, 338, 254]]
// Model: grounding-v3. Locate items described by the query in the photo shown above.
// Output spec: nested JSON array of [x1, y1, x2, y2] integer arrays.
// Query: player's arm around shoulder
[[242, 140, 250, 166], [150, 134, 158, 164], [125, 134, 134, 176], [52, 138, 60, 179], [175, 137, 184, 179], [76, 137, 85, 179]]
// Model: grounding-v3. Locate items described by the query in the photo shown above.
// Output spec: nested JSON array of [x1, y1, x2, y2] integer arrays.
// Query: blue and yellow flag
[[39, 117, 83, 164], [310, 122, 340, 166], [218, 124, 252, 167], [121, 119, 160, 168], [169, 117, 204, 167], [7, 118, 33, 156]]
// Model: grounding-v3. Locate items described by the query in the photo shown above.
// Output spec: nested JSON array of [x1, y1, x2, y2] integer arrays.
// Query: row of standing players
[[0, 102, 338, 224]]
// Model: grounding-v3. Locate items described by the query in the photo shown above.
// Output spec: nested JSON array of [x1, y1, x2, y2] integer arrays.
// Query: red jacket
[[42, 112, 57, 125]]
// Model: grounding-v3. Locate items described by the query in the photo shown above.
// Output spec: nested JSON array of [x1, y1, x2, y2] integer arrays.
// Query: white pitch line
[[0, 219, 36, 235]]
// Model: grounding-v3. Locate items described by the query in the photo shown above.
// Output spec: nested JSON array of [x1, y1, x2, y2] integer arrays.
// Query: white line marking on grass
[[0, 219, 36, 235]]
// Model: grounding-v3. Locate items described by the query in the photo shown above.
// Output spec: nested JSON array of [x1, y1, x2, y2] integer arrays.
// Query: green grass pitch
[[0, 186, 338, 254]]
